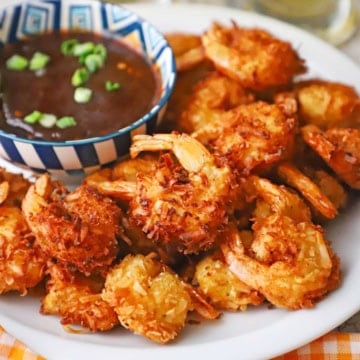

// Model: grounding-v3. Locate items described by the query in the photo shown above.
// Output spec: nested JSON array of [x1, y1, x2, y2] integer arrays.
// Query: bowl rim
[[0, 0, 177, 147]]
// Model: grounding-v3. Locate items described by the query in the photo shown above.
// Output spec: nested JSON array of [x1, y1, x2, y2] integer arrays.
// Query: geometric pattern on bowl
[[0, 0, 176, 181]]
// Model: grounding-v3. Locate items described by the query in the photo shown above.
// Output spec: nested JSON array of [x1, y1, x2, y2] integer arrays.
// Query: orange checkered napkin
[[0, 326, 45, 360], [274, 332, 360, 360], [1, 327, 360, 359]]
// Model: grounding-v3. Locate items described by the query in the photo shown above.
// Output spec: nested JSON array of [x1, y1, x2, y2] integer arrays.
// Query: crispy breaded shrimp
[[301, 125, 360, 189], [193, 101, 297, 175], [165, 33, 205, 72], [251, 175, 311, 222], [296, 79, 360, 129], [0, 168, 31, 207], [22, 174, 123, 274], [194, 251, 264, 311], [221, 216, 337, 309], [277, 162, 338, 220], [178, 72, 254, 133], [41, 262, 119, 332], [129, 133, 236, 253], [84, 155, 157, 201], [0, 206, 46, 295], [202, 22, 306, 91], [102, 254, 193, 344]]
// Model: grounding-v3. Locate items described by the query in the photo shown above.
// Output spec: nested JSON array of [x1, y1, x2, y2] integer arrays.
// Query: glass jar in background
[[244, 0, 358, 46]]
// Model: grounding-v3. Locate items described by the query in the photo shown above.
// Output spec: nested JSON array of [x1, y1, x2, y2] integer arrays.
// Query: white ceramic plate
[[0, 3, 360, 360]]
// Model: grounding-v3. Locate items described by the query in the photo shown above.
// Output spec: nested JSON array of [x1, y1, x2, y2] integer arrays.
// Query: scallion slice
[[74, 87, 92, 103], [72, 42, 95, 57], [85, 53, 104, 73], [39, 113, 57, 128], [56, 116, 77, 129], [71, 67, 90, 86], [29, 52, 50, 71], [61, 39, 79, 56], [105, 81, 120, 91], [24, 110, 42, 124], [6, 54, 28, 71]]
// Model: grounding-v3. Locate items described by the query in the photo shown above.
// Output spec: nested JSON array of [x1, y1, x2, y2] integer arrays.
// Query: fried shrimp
[[22, 174, 123, 274], [277, 162, 338, 220], [301, 125, 360, 189], [41, 262, 119, 332], [201, 22, 306, 91], [0, 168, 31, 206], [296, 79, 360, 129], [128, 132, 235, 254], [102, 254, 193, 344], [0, 206, 46, 295], [221, 216, 337, 310], [178, 72, 254, 133], [221, 176, 339, 309], [193, 101, 297, 175], [194, 251, 264, 311]]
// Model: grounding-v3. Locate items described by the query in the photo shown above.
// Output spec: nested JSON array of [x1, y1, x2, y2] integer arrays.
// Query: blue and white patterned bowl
[[0, 0, 176, 183]]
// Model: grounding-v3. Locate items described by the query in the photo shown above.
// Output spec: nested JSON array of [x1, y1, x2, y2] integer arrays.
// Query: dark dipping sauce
[[0, 32, 159, 141]]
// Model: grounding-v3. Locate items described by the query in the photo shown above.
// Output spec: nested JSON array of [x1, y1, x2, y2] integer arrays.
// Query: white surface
[[1, 3, 360, 360]]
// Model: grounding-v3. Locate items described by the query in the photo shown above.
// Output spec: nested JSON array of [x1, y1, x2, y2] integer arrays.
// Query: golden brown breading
[[102, 254, 193, 344], [22, 174, 123, 274], [0, 206, 46, 294], [41, 262, 119, 331], [202, 22, 306, 91]]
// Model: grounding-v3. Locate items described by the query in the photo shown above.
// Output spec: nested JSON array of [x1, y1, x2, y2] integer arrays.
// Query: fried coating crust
[[277, 162, 338, 220], [129, 133, 236, 254], [22, 174, 123, 274], [296, 79, 360, 129], [202, 22, 306, 91], [222, 177, 339, 309], [301, 125, 360, 189], [194, 252, 264, 311], [0, 168, 31, 207], [178, 72, 254, 133], [0, 206, 45, 294], [194, 101, 297, 175], [102, 254, 193, 344], [41, 262, 119, 331]]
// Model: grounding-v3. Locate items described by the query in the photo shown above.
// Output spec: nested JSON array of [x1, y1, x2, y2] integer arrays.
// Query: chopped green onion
[[24, 110, 42, 124], [6, 54, 28, 71], [105, 81, 120, 91], [29, 52, 50, 71], [72, 42, 95, 57], [56, 116, 77, 129], [39, 113, 57, 128], [74, 87, 92, 103], [85, 53, 104, 73], [93, 43, 107, 61], [71, 67, 90, 86], [61, 39, 79, 56]]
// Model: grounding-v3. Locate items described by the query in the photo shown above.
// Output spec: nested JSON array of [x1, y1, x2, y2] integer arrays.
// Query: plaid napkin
[[1, 325, 359, 359]]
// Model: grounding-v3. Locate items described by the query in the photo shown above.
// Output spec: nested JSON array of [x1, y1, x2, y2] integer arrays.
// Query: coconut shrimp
[[101, 253, 193, 344], [193, 101, 297, 175], [295, 79, 360, 129], [22, 173, 123, 274], [221, 177, 340, 309], [127, 132, 236, 254], [41, 262, 119, 332], [0, 206, 46, 295], [165, 33, 205, 72], [201, 22, 306, 91], [301, 125, 360, 189], [178, 72, 254, 133], [194, 251, 264, 311], [277, 162, 338, 220], [0, 168, 31, 207]]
